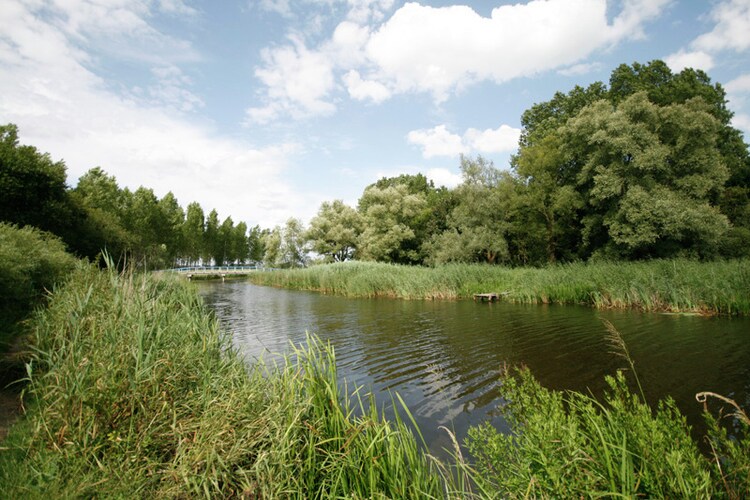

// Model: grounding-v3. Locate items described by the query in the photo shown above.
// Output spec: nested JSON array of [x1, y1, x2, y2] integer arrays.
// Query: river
[[198, 280, 750, 455]]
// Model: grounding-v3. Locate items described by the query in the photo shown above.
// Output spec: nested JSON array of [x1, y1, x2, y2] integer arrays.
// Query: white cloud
[[142, 65, 204, 112], [365, 0, 668, 101], [343, 70, 391, 103], [0, 0, 307, 228], [732, 113, 750, 136], [425, 168, 462, 189], [258, 0, 293, 17], [40, 0, 201, 65], [727, 74, 750, 113], [249, 0, 669, 119], [247, 36, 337, 123], [464, 125, 521, 154], [558, 62, 602, 76], [663, 50, 715, 72], [407, 124, 521, 158], [407, 125, 466, 159], [726, 74, 750, 94], [693, 0, 750, 53]]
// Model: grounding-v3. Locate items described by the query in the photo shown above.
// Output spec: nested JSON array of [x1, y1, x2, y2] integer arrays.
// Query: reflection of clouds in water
[[197, 281, 750, 458]]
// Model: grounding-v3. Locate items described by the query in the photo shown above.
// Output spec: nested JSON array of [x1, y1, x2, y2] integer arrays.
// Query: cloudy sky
[[2, 0, 749, 228]]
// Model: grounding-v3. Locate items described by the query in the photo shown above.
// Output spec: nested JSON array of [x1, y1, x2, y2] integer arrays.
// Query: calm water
[[198, 281, 750, 455]]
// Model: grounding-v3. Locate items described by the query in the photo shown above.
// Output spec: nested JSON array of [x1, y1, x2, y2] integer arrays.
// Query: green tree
[[567, 93, 729, 258], [306, 200, 362, 262], [357, 184, 427, 264], [281, 217, 308, 268], [262, 226, 282, 267], [512, 135, 584, 263], [203, 209, 220, 265], [157, 192, 185, 266], [232, 222, 250, 264], [0, 124, 84, 250], [427, 156, 509, 264], [248, 225, 267, 263], [182, 202, 205, 266], [218, 216, 234, 265]]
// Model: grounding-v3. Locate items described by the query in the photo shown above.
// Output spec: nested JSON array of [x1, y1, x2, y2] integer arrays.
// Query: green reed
[[2, 264, 747, 498], [248, 259, 750, 315], [0, 266, 453, 498]]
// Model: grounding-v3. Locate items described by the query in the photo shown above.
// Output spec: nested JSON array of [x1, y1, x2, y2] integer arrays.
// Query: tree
[[306, 200, 362, 262], [262, 226, 282, 267], [0, 124, 81, 247], [512, 135, 584, 263], [218, 216, 234, 265], [157, 192, 185, 266], [281, 217, 308, 268], [357, 184, 427, 263], [232, 222, 250, 264], [182, 202, 205, 266], [566, 93, 729, 258], [426, 156, 509, 264], [248, 225, 267, 263], [203, 209, 220, 265]]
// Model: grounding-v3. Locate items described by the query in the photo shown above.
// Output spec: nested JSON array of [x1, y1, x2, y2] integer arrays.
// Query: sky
[[2, 0, 750, 229]]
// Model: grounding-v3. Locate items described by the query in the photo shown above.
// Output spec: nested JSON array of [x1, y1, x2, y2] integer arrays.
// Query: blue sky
[[2, 0, 749, 228]]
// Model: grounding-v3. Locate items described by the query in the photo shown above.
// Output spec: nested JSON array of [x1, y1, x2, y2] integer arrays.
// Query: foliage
[[427, 156, 509, 264], [0, 268, 449, 497], [306, 200, 362, 262], [0, 223, 77, 347], [569, 93, 729, 258], [466, 368, 713, 498], [357, 183, 427, 264], [247, 259, 750, 315]]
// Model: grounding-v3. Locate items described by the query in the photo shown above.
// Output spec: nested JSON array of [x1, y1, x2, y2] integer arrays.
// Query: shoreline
[[245, 259, 750, 316]]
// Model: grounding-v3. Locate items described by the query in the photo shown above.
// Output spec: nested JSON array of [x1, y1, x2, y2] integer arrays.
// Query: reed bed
[[0, 266, 452, 498], [2, 265, 747, 497], [248, 259, 750, 315]]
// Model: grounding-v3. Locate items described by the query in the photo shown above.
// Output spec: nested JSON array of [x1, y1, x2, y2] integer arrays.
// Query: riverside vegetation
[[0, 258, 748, 497], [247, 259, 750, 315]]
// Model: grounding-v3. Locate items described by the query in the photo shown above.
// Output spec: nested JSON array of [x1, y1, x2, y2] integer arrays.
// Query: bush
[[0, 223, 77, 348]]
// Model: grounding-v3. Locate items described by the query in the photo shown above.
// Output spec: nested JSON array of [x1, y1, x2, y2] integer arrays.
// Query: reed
[[0, 266, 453, 497], [2, 265, 747, 497], [248, 259, 750, 315]]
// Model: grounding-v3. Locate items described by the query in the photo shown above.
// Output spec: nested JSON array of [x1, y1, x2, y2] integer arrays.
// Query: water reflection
[[198, 281, 750, 455]]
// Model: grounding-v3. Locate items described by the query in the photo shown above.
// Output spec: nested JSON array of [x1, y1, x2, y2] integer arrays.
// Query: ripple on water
[[198, 281, 750, 453]]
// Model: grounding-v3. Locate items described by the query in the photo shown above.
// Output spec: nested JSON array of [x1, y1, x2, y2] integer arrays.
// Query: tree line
[[283, 61, 749, 267], [1, 125, 265, 269], [3, 60, 749, 269]]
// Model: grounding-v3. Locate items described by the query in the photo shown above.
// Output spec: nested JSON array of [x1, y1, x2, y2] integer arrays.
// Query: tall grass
[[0, 266, 452, 497], [463, 324, 750, 498], [2, 264, 747, 497], [248, 259, 750, 314]]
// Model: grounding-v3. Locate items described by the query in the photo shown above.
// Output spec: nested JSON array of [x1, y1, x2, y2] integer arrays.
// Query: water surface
[[198, 281, 750, 455]]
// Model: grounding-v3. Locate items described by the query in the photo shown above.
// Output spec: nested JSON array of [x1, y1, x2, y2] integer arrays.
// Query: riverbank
[[246, 259, 750, 315], [1, 266, 747, 497], [0, 266, 447, 497]]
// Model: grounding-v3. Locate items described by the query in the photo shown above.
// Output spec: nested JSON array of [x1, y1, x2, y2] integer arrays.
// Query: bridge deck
[[170, 266, 262, 279]]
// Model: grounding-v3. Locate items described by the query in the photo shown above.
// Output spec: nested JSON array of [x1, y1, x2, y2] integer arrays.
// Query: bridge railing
[[170, 265, 262, 273]]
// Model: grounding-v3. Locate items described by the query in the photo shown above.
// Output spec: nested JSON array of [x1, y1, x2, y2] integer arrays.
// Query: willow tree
[[357, 184, 427, 264], [306, 200, 361, 262], [566, 92, 729, 258]]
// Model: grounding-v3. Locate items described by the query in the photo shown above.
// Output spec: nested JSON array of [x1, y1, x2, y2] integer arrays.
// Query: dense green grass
[[248, 259, 750, 314], [2, 265, 748, 497], [0, 266, 450, 497]]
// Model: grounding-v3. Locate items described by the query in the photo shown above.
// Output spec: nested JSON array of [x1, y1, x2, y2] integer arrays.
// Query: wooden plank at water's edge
[[473, 293, 499, 302]]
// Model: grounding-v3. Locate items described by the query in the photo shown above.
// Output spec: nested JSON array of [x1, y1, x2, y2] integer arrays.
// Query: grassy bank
[[1, 266, 747, 497], [247, 259, 750, 315], [0, 266, 449, 497]]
